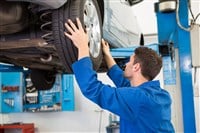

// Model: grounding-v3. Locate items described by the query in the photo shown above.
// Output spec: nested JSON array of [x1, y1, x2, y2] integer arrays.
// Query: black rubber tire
[[52, 0, 103, 73], [30, 69, 56, 90]]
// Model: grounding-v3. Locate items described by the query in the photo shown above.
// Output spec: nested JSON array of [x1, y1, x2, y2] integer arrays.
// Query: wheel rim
[[84, 0, 101, 58]]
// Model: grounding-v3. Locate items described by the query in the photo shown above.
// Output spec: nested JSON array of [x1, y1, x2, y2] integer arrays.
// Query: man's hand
[[101, 39, 116, 69], [64, 18, 89, 59], [102, 39, 111, 56]]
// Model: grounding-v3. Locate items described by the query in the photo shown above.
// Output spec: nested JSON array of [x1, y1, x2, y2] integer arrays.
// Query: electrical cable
[[188, 0, 195, 20], [176, 0, 194, 31], [176, 0, 200, 32], [188, 0, 200, 23], [194, 13, 200, 22]]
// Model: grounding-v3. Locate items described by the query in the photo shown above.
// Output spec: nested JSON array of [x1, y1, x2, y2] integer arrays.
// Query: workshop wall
[[190, 1, 200, 133], [191, 0, 200, 126], [194, 68, 200, 133]]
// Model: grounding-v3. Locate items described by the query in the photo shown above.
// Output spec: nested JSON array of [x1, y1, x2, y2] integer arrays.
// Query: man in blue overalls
[[64, 18, 175, 133]]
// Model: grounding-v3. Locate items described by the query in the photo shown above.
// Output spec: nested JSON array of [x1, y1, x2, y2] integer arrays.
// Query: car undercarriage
[[0, 0, 104, 90], [0, 0, 142, 90]]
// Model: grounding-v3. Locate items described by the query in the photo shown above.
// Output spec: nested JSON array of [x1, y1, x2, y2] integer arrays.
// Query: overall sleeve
[[107, 65, 130, 87], [72, 57, 142, 121]]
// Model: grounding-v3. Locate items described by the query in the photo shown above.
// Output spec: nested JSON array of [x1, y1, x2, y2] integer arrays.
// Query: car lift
[[156, 0, 196, 132], [0, 0, 197, 132]]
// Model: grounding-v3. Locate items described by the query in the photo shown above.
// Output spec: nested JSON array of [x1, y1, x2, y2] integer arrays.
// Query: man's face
[[124, 54, 135, 79]]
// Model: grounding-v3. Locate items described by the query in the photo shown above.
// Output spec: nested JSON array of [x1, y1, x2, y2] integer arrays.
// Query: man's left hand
[[64, 18, 90, 59]]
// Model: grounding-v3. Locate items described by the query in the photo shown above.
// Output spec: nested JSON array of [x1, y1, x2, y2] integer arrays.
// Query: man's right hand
[[102, 39, 111, 56], [101, 39, 116, 69]]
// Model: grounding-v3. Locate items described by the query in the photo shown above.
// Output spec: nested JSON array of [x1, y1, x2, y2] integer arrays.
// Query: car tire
[[52, 0, 103, 73], [30, 69, 56, 90]]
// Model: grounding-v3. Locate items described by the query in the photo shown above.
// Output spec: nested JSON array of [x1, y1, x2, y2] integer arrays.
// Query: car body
[[0, 0, 142, 90]]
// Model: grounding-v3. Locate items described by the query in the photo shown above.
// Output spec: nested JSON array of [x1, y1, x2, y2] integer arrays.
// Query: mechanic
[[64, 18, 175, 133]]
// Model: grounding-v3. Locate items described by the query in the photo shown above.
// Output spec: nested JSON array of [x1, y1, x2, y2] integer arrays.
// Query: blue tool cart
[[23, 74, 75, 112], [0, 64, 75, 113]]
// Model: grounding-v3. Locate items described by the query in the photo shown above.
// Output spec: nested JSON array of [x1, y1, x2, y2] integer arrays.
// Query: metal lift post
[[156, 0, 196, 132]]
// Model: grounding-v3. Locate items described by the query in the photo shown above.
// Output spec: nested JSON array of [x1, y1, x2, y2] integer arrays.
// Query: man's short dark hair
[[134, 46, 162, 80]]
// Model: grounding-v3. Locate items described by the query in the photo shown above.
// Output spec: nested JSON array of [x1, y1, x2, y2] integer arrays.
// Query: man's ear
[[133, 63, 141, 71]]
